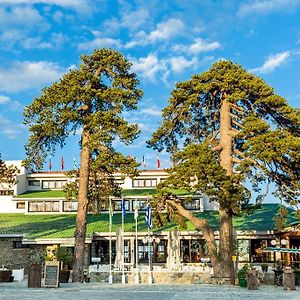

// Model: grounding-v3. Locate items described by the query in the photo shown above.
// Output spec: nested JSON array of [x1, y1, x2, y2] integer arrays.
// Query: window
[[250, 239, 273, 263], [44, 201, 59, 212], [91, 240, 130, 264], [42, 180, 67, 189], [63, 201, 78, 212], [183, 198, 201, 210], [56, 180, 67, 189], [0, 190, 14, 196], [13, 241, 31, 249], [138, 240, 153, 263], [28, 201, 59, 212], [16, 202, 25, 209], [132, 199, 147, 210], [132, 178, 157, 187], [181, 239, 208, 263], [28, 180, 40, 187], [113, 200, 129, 211], [115, 178, 125, 185], [153, 240, 167, 263]]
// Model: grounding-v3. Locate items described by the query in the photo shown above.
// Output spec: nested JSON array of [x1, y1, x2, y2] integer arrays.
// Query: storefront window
[[250, 239, 273, 262], [181, 239, 207, 263]]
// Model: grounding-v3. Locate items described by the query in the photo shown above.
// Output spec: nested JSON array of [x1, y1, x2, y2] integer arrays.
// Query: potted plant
[[0, 249, 13, 282], [56, 247, 73, 283], [237, 264, 250, 287], [261, 263, 268, 273]]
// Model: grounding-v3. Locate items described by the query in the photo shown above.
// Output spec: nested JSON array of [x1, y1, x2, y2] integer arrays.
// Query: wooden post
[[28, 263, 41, 288]]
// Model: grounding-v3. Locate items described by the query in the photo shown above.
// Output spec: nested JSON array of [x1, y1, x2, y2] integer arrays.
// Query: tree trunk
[[72, 128, 91, 282], [166, 200, 223, 276], [219, 99, 235, 284]]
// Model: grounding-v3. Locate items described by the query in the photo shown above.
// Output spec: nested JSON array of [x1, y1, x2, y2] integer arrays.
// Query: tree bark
[[219, 99, 235, 284], [166, 200, 223, 277], [72, 128, 91, 282]]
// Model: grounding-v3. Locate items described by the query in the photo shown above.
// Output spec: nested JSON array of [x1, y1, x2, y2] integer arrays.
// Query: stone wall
[[0, 238, 45, 273]]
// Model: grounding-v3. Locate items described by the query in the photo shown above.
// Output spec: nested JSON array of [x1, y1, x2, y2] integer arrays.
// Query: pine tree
[[0, 156, 19, 189], [148, 60, 300, 283], [24, 49, 143, 282]]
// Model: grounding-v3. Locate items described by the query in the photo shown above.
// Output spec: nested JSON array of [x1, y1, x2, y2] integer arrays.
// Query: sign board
[[44, 261, 60, 288]]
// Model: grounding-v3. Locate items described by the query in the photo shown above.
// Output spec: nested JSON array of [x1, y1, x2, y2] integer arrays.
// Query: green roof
[[16, 188, 191, 198], [0, 204, 298, 240], [16, 190, 66, 198]]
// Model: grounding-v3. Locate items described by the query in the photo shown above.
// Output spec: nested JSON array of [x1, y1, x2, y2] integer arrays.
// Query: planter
[[0, 270, 12, 282], [294, 270, 300, 286], [238, 278, 247, 287], [59, 270, 70, 283]]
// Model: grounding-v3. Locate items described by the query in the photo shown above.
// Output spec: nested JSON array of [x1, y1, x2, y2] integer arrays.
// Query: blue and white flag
[[145, 203, 152, 230], [121, 198, 126, 219]]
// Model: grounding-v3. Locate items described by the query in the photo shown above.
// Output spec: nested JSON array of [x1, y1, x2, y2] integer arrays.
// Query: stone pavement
[[0, 281, 299, 300]]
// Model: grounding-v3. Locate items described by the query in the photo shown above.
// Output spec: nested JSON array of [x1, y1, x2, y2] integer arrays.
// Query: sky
[[0, 0, 299, 173]]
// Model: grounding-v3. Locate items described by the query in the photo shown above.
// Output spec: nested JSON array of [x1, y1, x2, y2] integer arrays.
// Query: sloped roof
[[16, 188, 191, 198], [0, 204, 298, 240]]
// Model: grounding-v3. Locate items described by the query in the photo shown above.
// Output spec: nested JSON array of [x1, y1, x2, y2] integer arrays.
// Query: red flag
[[61, 156, 64, 170], [157, 154, 160, 169], [142, 155, 146, 167], [48, 158, 52, 171]]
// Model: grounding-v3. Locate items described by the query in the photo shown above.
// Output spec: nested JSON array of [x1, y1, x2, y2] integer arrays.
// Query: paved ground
[[0, 282, 299, 300]]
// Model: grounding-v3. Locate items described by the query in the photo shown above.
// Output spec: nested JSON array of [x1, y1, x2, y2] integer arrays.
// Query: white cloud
[[0, 114, 24, 139], [131, 54, 166, 82], [0, 0, 98, 13], [78, 37, 122, 51], [250, 51, 290, 74], [0, 6, 47, 29], [169, 56, 198, 73], [237, 0, 300, 17], [0, 61, 65, 93], [0, 95, 22, 111], [22, 32, 67, 50], [147, 18, 185, 43], [121, 8, 149, 31], [173, 38, 221, 55], [0, 95, 10, 104], [140, 107, 162, 117]]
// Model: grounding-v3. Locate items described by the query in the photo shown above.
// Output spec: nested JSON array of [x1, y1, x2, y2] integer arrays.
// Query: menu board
[[44, 261, 60, 288]]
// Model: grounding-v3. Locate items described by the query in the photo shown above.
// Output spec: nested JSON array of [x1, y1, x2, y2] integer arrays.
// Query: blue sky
[[0, 0, 299, 172]]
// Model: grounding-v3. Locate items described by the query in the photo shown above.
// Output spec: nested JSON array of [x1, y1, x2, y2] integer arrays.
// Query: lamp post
[[142, 234, 160, 284], [271, 238, 288, 266]]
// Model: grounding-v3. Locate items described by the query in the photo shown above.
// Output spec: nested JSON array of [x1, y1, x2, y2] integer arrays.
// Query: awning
[[263, 247, 300, 254]]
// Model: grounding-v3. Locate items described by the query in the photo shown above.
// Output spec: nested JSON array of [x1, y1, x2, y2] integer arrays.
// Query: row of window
[[0, 190, 14, 196], [29, 180, 67, 189], [18, 198, 202, 213], [27, 178, 165, 190]]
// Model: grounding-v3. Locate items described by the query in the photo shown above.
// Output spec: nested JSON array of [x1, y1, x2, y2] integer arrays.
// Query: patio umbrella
[[263, 247, 300, 253], [114, 227, 123, 271]]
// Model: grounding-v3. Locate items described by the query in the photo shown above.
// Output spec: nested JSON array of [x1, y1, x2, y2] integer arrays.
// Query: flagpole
[[121, 197, 126, 284], [146, 201, 153, 284], [134, 199, 139, 284], [108, 197, 113, 284]]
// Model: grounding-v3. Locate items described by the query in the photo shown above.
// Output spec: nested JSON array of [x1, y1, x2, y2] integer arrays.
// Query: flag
[[61, 156, 64, 170], [121, 198, 126, 219], [142, 155, 146, 167], [145, 203, 152, 230], [134, 208, 139, 220], [109, 199, 113, 226], [157, 154, 160, 169], [48, 158, 52, 171]]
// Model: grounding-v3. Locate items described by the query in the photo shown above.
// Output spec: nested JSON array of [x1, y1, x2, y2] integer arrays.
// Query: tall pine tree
[[148, 60, 300, 283], [24, 49, 143, 282]]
